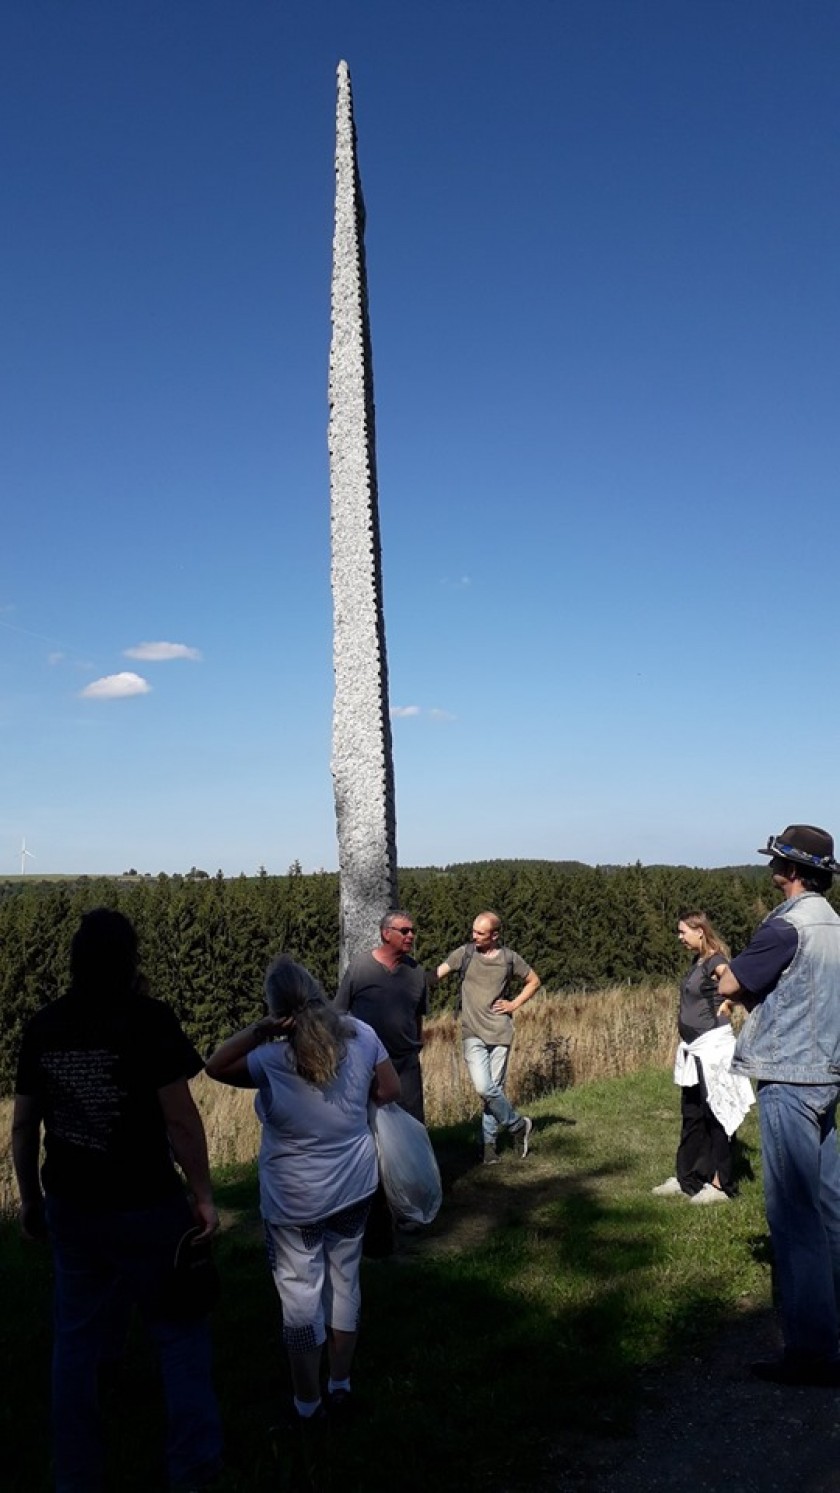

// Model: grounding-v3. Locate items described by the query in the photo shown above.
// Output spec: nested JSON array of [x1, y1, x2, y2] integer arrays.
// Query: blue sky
[[2, 1, 838, 876]]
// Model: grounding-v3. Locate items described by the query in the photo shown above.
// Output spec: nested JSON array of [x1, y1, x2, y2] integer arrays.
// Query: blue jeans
[[46, 1194, 223, 1493], [758, 1081, 840, 1361], [462, 1038, 522, 1144]]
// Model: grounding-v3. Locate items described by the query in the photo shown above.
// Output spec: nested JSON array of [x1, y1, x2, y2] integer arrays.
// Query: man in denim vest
[[718, 825, 840, 1385]]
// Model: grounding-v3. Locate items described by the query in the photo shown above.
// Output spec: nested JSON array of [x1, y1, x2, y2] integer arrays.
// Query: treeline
[[0, 859, 804, 1095]]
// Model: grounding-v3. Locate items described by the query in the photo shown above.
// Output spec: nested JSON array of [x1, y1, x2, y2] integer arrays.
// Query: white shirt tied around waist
[[673, 1025, 755, 1138]]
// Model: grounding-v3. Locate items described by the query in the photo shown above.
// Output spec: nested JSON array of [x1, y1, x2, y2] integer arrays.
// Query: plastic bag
[[369, 1102, 442, 1226]]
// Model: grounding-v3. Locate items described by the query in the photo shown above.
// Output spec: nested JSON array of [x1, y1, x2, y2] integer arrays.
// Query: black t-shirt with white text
[[15, 991, 204, 1208]]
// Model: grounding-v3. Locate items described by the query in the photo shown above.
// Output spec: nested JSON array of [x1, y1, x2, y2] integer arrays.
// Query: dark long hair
[[69, 908, 141, 1002]]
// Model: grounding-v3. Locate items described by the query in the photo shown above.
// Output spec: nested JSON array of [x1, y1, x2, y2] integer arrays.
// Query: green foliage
[[0, 859, 811, 1094]]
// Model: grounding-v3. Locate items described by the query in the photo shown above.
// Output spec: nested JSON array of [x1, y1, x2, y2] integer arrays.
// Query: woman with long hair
[[652, 911, 741, 1203], [205, 954, 399, 1483], [12, 908, 223, 1493]]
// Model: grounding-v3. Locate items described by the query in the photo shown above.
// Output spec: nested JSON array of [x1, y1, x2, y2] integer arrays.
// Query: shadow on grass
[[0, 1084, 772, 1493], [210, 1137, 764, 1491]]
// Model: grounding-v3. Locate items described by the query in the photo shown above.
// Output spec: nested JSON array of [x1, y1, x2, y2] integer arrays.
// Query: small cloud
[[80, 672, 151, 700], [47, 651, 65, 666], [429, 708, 456, 721], [390, 705, 421, 718], [439, 576, 472, 589], [124, 641, 202, 662]]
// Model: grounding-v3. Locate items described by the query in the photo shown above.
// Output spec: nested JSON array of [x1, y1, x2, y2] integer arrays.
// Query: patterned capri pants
[[264, 1194, 375, 1354]]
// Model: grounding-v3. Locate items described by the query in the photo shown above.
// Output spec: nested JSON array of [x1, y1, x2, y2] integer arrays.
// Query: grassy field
[[0, 1058, 770, 1493]]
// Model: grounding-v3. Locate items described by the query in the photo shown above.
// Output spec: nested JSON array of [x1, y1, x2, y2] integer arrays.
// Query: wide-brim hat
[[758, 824, 840, 876]]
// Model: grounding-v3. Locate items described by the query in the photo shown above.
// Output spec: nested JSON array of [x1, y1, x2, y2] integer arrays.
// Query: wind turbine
[[20, 838, 35, 875]]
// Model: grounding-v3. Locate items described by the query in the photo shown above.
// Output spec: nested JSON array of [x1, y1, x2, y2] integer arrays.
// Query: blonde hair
[[679, 911, 731, 961], [264, 954, 355, 1088]]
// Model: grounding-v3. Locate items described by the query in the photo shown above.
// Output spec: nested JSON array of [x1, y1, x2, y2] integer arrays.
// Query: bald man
[[437, 912, 540, 1163]]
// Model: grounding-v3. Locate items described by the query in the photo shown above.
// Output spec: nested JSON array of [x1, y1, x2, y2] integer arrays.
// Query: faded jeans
[[46, 1194, 223, 1493], [462, 1037, 523, 1145], [758, 1080, 840, 1361]]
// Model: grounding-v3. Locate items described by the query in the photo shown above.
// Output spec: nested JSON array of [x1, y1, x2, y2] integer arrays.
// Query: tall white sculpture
[[328, 61, 398, 973]]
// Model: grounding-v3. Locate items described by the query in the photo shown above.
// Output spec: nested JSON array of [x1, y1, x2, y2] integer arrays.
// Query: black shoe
[[276, 1405, 331, 1492], [327, 1386, 357, 1423], [750, 1356, 840, 1386], [298, 1404, 331, 1491]]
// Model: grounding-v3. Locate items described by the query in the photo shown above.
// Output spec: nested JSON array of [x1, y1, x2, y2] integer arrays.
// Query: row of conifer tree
[[0, 859, 805, 1094]]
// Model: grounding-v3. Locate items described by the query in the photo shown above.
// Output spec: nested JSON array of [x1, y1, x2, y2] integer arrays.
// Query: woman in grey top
[[653, 911, 734, 1202]]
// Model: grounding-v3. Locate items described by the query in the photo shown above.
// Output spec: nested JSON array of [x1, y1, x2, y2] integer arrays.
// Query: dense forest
[[0, 858, 808, 1094]]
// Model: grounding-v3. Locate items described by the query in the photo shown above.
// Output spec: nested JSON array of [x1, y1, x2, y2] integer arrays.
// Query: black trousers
[[392, 1053, 425, 1124], [676, 1065, 734, 1196]]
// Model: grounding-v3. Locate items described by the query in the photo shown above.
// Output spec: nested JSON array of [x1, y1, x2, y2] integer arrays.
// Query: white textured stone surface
[[329, 61, 398, 972]]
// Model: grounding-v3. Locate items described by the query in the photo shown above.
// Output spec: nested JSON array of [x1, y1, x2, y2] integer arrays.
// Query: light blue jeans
[[462, 1037, 522, 1144], [758, 1080, 840, 1361]]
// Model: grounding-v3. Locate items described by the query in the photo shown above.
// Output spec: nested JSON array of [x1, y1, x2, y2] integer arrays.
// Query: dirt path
[[542, 1311, 840, 1493]]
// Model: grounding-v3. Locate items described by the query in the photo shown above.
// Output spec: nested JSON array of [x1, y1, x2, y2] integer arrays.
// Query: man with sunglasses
[[334, 910, 428, 1124], [717, 825, 840, 1385]]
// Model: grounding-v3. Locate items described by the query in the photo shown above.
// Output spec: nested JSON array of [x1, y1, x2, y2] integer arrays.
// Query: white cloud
[[390, 705, 421, 718], [124, 641, 202, 662], [47, 651, 65, 666], [439, 576, 472, 589], [429, 707, 456, 721], [80, 672, 151, 700]]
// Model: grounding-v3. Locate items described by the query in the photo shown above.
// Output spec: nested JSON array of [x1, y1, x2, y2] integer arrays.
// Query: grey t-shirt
[[444, 944, 532, 1047], [677, 953, 730, 1043], [334, 951, 427, 1061]]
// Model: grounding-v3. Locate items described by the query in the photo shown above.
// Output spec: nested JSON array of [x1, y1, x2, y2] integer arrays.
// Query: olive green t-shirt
[[444, 944, 532, 1047]]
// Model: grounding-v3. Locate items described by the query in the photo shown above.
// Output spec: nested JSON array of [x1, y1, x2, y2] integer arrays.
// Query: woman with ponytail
[[206, 955, 399, 1461]]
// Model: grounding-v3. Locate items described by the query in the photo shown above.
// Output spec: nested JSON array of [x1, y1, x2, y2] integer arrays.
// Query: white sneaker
[[651, 1176, 684, 1197], [689, 1183, 730, 1205]]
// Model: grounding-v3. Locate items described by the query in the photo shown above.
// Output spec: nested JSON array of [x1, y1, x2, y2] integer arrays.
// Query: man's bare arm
[[158, 1078, 218, 1240], [493, 969, 541, 1015], [716, 967, 742, 999], [11, 1094, 47, 1241]]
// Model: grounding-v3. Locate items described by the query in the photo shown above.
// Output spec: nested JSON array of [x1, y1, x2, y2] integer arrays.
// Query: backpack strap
[[457, 944, 517, 1009], [456, 944, 476, 1012]]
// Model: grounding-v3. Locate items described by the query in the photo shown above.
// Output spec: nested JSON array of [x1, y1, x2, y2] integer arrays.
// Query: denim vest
[[731, 892, 840, 1083]]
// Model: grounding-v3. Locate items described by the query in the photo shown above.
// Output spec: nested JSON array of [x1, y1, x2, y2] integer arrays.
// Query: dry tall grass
[[421, 981, 681, 1125], [0, 983, 689, 1215]]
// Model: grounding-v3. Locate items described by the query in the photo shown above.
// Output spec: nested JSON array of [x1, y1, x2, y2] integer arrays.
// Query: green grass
[[0, 1069, 770, 1492]]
